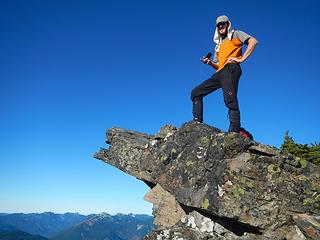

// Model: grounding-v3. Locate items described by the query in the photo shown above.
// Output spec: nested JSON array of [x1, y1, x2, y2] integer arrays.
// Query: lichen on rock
[[94, 121, 320, 239]]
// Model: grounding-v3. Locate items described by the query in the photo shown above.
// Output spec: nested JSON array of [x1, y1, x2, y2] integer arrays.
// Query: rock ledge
[[94, 122, 320, 240]]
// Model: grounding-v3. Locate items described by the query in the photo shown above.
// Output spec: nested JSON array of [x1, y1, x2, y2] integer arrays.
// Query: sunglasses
[[216, 22, 228, 28]]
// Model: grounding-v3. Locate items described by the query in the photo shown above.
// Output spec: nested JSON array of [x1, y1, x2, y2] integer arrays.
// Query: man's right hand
[[201, 57, 211, 64], [201, 57, 219, 70]]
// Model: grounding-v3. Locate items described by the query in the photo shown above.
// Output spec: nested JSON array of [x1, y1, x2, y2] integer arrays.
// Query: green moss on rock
[[267, 164, 279, 174], [186, 160, 194, 167], [202, 198, 209, 209], [303, 198, 314, 206], [232, 187, 245, 198], [299, 158, 308, 168], [298, 175, 309, 182], [160, 155, 168, 161]]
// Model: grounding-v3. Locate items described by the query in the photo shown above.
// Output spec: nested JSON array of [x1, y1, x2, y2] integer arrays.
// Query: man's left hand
[[227, 57, 244, 63]]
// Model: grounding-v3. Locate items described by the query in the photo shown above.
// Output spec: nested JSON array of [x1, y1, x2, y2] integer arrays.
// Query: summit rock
[[94, 122, 320, 239]]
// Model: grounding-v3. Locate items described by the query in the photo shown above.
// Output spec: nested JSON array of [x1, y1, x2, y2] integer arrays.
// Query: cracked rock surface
[[94, 121, 320, 239]]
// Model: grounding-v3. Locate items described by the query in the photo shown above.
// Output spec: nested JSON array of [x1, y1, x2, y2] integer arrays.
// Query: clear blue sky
[[1, 0, 319, 215]]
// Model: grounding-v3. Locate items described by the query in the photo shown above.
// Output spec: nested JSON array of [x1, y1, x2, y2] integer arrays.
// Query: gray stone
[[94, 121, 320, 239], [144, 184, 186, 230]]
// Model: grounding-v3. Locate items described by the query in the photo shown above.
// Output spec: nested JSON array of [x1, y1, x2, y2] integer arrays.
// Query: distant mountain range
[[0, 212, 153, 240], [0, 212, 87, 238], [0, 231, 48, 240]]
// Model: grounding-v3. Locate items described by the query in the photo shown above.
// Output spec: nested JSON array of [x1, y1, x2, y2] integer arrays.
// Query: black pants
[[191, 63, 242, 132]]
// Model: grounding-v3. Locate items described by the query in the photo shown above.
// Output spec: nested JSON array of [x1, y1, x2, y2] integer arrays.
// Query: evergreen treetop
[[281, 131, 320, 165]]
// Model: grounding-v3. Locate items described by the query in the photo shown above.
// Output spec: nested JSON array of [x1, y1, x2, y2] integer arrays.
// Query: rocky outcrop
[[94, 122, 320, 239], [144, 184, 186, 229]]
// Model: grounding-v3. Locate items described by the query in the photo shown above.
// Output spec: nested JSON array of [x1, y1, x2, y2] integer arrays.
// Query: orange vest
[[217, 38, 243, 72]]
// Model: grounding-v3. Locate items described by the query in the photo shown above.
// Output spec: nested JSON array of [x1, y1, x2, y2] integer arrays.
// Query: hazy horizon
[[0, 211, 152, 216]]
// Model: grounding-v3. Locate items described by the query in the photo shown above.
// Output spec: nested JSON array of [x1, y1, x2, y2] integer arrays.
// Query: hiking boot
[[239, 128, 253, 140]]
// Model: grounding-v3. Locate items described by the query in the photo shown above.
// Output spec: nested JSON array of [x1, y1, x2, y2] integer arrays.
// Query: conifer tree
[[281, 131, 320, 165]]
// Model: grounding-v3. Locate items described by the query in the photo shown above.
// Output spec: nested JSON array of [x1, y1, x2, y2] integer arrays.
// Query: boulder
[[94, 122, 320, 239]]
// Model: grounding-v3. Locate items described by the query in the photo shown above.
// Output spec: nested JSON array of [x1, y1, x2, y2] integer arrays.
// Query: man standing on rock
[[191, 15, 258, 137]]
